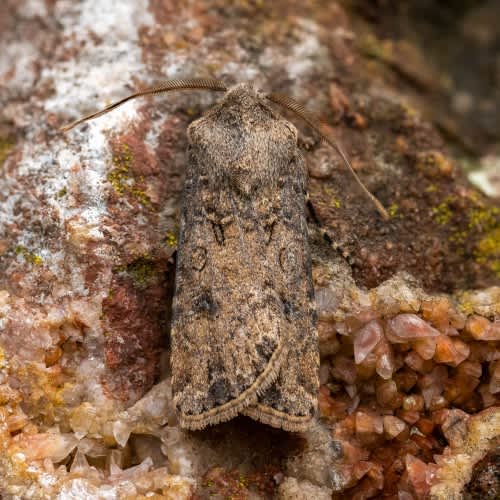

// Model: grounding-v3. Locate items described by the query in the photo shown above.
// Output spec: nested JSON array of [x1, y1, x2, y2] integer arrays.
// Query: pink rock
[[319, 363, 331, 385], [433, 335, 470, 366], [354, 320, 383, 364], [375, 338, 395, 380], [465, 315, 500, 341], [398, 410, 420, 425], [456, 360, 482, 379], [355, 411, 384, 436], [438, 409, 469, 448], [412, 338, 437, 360], [386, 314, 440, 343], [419, 366, 448, 408], [478, 383, 498, 407], [383, 415, 407, 439], [402, 394, 424, 412], [405, 454, 435, 499], [10, 432, 78, 462], [489, 361, 500, 394], [428, 395, 449, 411], [340, 440, 370, 463], [443, 326, 459, 336], [376, 379, 399, 407], [404, 351, 429, 373], [315, 287, 340, 321], [331, 356, 357, 385], [318, 321, 340, 357], [451, 338, 470, 365]]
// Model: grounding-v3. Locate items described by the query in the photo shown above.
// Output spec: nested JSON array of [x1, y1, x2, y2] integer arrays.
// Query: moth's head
[[220, 83, 265, 110], [187, 83, 299, 193], [208, 82, 287, 130]]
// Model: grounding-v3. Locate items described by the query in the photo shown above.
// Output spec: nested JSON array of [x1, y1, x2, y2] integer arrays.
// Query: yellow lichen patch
[[127, 258, 156, 286], [467, 206, 499, 231], [14, 246, 43, 266], [448, 230, 467, 245], [0, 345, 6, 370], [474, 227, 500, 278], [108, 143, 152, 207], [56, 187, 67, 198], [358, 34, 394, 62], [462, 201, 500, 277], [388, 203, 399, 218], [165, 232, 177, 248], [322, 186, 341, 208], [108, 143, 133, 196], [115, 256, 157, 288], [238, 473, 248, 487], [431, 196, 455, 225], [401, 102, 420, 118], [0, 137, 14, 167]]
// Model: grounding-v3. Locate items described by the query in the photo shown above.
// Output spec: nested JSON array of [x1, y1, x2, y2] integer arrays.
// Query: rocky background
[[0, 0, 499, 498]]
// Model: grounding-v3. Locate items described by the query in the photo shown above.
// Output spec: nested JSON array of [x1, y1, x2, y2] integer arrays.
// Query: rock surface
[[0, 0, 499, 498]]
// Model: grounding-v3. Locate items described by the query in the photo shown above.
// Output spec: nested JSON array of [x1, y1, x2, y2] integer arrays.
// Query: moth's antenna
[[60, 78, 228, 132], [266, 92, 389, 220]]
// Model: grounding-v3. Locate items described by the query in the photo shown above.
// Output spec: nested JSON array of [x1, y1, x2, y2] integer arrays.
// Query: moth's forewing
[[171, 84, 318, 431]]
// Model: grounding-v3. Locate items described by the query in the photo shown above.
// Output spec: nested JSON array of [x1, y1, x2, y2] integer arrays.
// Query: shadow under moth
[[62, 78, 388, 432]]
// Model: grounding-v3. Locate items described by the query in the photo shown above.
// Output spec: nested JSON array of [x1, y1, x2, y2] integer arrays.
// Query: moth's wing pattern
[[171, 84, 318, 431], [241, 153, 319, 431], [171, 136, 289, 431]]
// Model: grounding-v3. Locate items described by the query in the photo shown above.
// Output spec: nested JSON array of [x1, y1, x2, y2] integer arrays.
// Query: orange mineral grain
[[465, 315, 500, 341]]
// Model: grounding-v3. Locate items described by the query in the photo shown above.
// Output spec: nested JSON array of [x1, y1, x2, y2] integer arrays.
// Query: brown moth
[[61, 79, 387, 432]]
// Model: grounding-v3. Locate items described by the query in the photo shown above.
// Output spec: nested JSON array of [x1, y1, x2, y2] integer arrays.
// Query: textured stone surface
[[0, 0, 499, 498]]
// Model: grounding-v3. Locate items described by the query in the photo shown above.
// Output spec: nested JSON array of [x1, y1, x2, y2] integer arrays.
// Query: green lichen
[[107, 143, 152, 207], [14, 245, 43, 266], [56, 187, 67, 198]]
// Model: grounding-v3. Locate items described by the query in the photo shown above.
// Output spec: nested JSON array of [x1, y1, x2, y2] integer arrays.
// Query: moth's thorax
[[187, 83, 298, 194]]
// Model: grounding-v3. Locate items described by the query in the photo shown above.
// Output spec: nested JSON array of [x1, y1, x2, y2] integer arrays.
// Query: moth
[[62, 79, 387, 432]]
